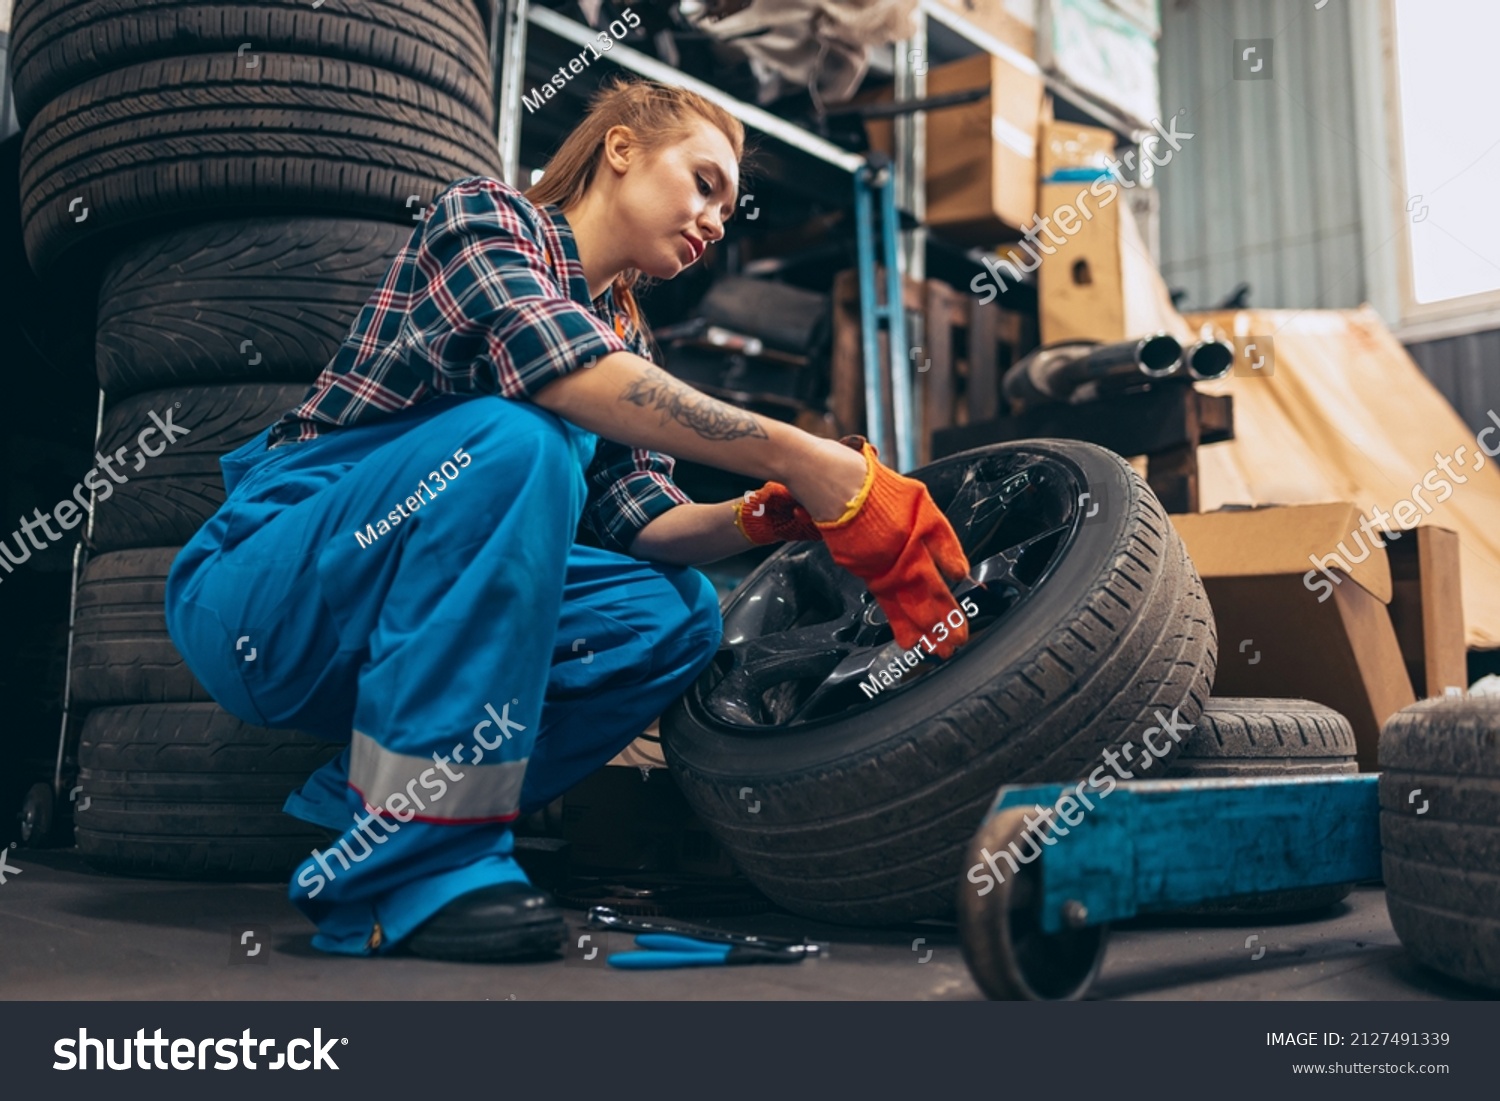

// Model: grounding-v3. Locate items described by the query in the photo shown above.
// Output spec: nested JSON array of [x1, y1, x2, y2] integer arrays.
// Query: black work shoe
[[405, 882, 566, 962]]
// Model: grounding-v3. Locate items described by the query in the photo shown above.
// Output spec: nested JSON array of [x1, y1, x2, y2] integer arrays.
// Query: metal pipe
[[1046, 332, 1183, 393], [1001, 334, 1186, 409], [54, 386, 108, 796], [1183, 339, 1234, 381]]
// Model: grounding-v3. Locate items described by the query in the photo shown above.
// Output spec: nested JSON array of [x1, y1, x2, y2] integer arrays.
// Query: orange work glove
[[733, 482, 823, 544], [814, 436, 972, 659]]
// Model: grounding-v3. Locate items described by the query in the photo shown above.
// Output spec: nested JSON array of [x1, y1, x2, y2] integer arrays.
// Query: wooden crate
[[830, 268, 1034, 467]]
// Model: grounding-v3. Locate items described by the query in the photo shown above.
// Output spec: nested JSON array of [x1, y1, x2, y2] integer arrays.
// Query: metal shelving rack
[[918, 0, 1148, 144], [490, 2, 1150, 470]]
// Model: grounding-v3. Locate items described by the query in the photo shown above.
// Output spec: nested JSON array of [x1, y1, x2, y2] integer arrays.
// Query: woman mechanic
[[165, 77, 972, 962]]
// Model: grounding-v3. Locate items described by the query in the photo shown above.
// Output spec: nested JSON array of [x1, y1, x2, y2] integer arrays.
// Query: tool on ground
[[563, 877, 769, 918], [586, 905, 820, 954], [607, 933, 810, 969]]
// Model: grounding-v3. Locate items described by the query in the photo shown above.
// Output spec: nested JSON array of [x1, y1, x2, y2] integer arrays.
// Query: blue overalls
[[165, 393, 723, 955]]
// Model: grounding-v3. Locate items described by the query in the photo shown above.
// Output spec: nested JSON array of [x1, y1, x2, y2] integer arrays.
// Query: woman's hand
[[780, 437, 874, 522], [799, 436, 973, 660], [532, 354, 970, 646], [734, 482, 823, 544]]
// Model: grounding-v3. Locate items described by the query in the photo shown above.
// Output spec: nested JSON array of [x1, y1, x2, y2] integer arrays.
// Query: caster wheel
[[957, 806, 1108, 1000], [19, 782, 54, 845]]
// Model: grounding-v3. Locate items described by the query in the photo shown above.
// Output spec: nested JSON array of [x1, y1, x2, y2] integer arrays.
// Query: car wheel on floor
[[18, 782, 56, 845], [662, 439, 1218, 925], [1380, 695, 1500, 992]]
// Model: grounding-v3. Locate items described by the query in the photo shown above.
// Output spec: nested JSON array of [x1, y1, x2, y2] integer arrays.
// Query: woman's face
[[612, 117, 739, 279]]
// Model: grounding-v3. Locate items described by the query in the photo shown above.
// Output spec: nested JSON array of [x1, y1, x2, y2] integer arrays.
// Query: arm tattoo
[[620, 365, 770, 441]]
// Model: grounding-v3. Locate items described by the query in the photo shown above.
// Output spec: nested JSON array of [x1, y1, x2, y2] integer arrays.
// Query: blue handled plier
[[607, 933, 813, 969]]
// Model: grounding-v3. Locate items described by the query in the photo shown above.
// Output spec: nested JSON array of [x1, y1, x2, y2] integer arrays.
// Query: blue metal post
[[852, 168, 888, 459], [879, 169, 913, 471]]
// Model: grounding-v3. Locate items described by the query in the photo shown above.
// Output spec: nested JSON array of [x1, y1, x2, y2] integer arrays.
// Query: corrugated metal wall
[[1405, 332, 1500, 438], [1157, 0, 1497, 436], [1156, 0, 1367, 311]]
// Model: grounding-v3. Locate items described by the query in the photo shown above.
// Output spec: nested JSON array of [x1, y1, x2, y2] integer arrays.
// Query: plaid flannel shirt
[[266, 175, 692, 554]]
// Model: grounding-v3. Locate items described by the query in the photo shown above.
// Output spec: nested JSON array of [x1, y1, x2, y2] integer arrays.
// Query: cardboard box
[[866, 51, 1043, 244], [1036, 119, 1119, 342], [1170, 504, 1422, 770], [931, 0, 1037, 60], [1174, 503, 1394, 602], [1038, 119, 1116, 180], [1035, 178, 1171, 342], [1385, 526, 1468, 698], [1032, 118, 1185, 342], [1038, 0, 1161, 129], [1036, 176, 1119, 342]]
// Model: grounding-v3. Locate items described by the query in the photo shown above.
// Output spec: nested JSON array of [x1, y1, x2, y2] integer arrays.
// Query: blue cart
[[957, 774, 1382, 999]]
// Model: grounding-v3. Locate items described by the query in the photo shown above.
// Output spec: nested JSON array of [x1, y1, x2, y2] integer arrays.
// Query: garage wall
[[1157, 0, 1498, 442], [1404, 331, 1500, 439], [1155, 0, 1366, 312]]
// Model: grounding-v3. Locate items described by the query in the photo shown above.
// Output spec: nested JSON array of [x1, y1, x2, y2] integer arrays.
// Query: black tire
[[75, 702, 341, 879], [1168, 697, 1360, 778], [96, 218, 412, 397], [1161, 697, 1359, 915], [70, 547, 208, 705], [94, 217, 414, 399], [9, 0, 494, 127], [662, 440, 1218, 925], [21, 53, 502, 275], [90, 384, 310, 551], [1380, 696, 1500, 991]]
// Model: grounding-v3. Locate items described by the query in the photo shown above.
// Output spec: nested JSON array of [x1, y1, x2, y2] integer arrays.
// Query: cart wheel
[[19, 783, 54, 845], [958, 806, 1108, 1000]]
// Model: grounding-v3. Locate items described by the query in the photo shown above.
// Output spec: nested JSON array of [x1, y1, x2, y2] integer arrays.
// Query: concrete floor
[[0, 848, 1489, 1000]]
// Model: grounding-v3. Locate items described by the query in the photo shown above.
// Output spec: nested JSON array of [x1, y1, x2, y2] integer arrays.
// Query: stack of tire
[[11, 0, 503, 877]]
